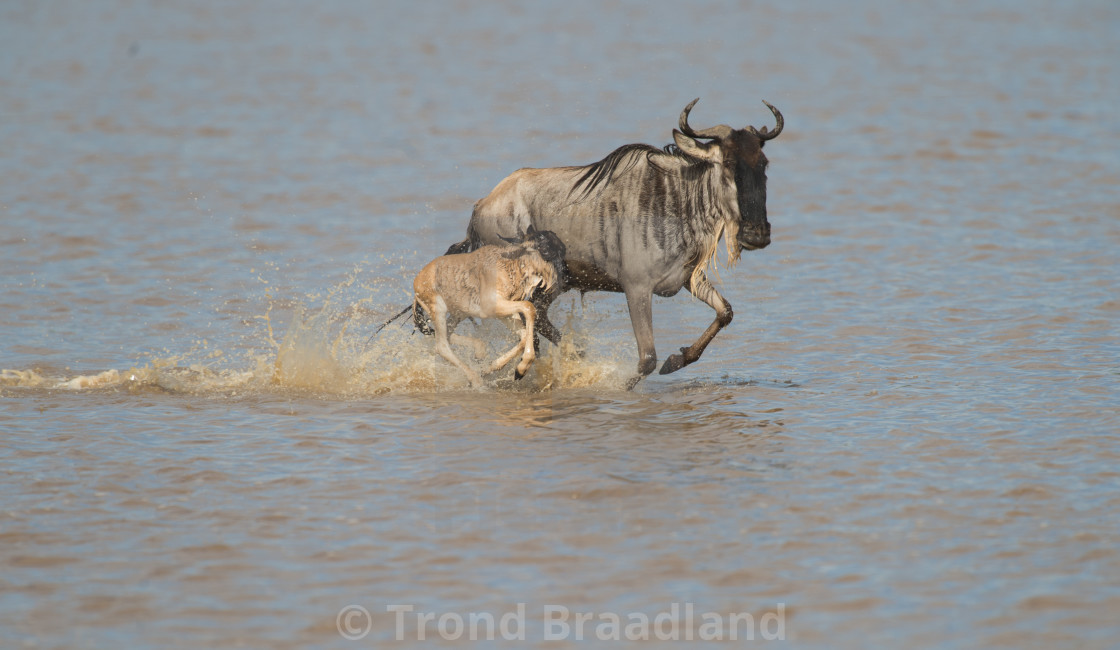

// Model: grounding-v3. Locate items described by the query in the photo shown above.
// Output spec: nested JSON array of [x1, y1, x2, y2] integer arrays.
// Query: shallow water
[[2, 1, 1119, 648]]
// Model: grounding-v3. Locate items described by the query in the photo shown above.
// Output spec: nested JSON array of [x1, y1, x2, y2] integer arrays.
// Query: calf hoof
[[659, 347, 691, 375], [514, 368, 525, 381]]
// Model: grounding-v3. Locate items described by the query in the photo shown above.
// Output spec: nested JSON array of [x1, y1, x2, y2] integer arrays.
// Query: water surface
[[2, 1, 1118, 648]]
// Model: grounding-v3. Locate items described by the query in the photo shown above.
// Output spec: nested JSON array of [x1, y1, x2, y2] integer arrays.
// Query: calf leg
[[489, 313, 528, 373], [426, 299, 483, 387], [659, 271, 733, 375], [449, 333, 488, 360], [489, 312, 531, 371], [489, 336, 526, 373], [624, 288, 657, 388], [488, 300, 537, 379], [512, 301, 537, 379]]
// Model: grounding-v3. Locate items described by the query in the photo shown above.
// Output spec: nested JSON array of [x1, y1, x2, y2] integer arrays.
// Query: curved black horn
[[678, 98, 702, 137], [678, 98, 732, 140], [748, 100, 784, 141]]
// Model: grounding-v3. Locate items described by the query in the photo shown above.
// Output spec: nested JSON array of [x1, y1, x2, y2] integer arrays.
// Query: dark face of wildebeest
[[672, 99, 783, 251]]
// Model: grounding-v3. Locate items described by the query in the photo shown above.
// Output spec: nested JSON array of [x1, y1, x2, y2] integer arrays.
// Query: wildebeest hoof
[[514, 369, 525, 381], [659, 348, 691, 374]]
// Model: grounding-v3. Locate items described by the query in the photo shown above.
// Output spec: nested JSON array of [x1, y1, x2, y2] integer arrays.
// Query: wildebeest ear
[[672, 129, 721, 163]]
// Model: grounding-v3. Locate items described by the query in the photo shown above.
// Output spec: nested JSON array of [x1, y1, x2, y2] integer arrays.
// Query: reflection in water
[[2, 0, 1119, 648]]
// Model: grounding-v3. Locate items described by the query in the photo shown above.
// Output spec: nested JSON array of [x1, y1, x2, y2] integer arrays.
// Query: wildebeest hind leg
[[660, 272, 733, 375]]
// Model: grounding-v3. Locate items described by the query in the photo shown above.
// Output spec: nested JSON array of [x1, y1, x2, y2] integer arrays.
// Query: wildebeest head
[[671, 98, 783, 251]]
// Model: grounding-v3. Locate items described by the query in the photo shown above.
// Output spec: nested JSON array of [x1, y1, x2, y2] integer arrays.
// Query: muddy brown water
[[2, 1, 1118, 648]]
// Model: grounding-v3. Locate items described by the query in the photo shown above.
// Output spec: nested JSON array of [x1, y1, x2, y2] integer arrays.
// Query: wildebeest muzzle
[[739, 222, 771, 250]]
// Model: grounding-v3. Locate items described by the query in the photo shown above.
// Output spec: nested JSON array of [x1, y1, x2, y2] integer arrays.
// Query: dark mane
[[569, 143, 708, 200]]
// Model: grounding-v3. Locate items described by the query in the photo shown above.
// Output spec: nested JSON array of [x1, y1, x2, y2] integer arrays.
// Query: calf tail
[[412, 298, 434, 335], [368, 303, 413, 343], [371, 231, 469, 344], [367, 299, 434, 344]]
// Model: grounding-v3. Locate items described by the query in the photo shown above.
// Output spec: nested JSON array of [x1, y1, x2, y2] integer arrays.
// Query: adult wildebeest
[[412, 227, 566, 387], [445, 98, 783, 387]]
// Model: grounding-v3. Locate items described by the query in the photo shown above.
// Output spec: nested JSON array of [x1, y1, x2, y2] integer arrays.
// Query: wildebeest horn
[[748, 100, 784, 141], [678, 98, 732, 141]]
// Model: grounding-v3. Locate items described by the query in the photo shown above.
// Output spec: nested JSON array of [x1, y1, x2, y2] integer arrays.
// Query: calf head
[[502, 225, 569, 289]]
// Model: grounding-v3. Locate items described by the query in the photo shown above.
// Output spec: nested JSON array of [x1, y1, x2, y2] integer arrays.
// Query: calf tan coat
[[413, 239, 561, 387]]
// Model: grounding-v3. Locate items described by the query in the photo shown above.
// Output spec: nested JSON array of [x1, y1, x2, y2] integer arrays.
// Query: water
[[2, 1, 1118, 647]]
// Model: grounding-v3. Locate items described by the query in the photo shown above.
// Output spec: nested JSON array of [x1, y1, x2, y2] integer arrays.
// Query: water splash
[[2, 269, 633, 397], [270, 276, 632, 395]]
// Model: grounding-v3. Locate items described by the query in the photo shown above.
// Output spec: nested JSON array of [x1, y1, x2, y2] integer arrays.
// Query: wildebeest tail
[[443, 239, 472, 255], [444, 219, 485, 255]]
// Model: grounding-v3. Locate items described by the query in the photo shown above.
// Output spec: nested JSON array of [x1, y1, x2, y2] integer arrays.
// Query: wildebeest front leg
[[531, 290, 562, 348], [625, 288, 658, 386], [533, 290, 588, 362], [659, 272, 733, 375]]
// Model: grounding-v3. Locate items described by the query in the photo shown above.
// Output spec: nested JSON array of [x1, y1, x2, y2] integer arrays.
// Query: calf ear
[[525, 224, 538, 237], [673, 130, 721, 163]]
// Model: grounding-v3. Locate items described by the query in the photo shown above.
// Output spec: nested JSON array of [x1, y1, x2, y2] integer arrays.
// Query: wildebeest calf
[[412, 227, 566, 387]]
